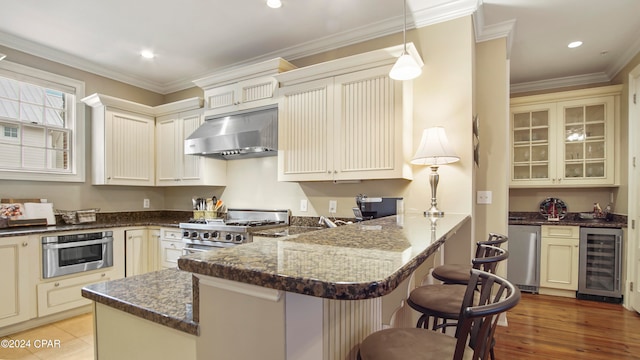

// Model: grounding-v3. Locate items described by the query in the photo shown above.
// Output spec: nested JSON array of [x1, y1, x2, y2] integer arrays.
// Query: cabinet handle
[[101, 273, 106, 277], [54, 282, 60, 287], [22, 242, 28, 247], [170, 243, 176, 248]]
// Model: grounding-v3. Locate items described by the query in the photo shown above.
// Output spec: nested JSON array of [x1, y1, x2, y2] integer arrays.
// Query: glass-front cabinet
[[510, 86, 620, 188]]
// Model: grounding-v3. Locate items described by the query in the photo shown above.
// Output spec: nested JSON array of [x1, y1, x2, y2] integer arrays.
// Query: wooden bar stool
[[432, 233, 508, 285], [358, 269, 521, 360], [407, 245, 508, 332]]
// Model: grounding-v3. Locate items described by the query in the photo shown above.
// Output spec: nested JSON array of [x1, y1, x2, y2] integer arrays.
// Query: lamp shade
[[411, 127, 460, 166], [389, 52, 422, 80]]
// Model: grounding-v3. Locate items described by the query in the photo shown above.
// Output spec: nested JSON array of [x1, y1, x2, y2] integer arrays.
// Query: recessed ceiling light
[[140, 50, 155, 59], [267, 0, 282, 9], [567, 41, 583, 49]]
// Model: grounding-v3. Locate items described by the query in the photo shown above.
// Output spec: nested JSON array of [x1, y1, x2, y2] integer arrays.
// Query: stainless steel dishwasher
[[507, 225, 541, 293]]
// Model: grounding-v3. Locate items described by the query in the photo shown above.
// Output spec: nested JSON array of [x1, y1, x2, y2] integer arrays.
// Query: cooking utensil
[[213, 199, 223, 211]]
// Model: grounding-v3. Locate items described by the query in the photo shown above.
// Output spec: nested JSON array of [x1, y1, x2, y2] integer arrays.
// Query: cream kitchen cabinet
[[510, 85, 621, 187], [83, 94, 156, 186], [277, 65, 412, 182], [0, 236, 37, 328], [125, 228, 160, 276], [155, 109, 226, 186], [36, 268, 121, 317], [193, 57, 296, 116], [540, 225, 580, 296], [159, 228, 185, 269]]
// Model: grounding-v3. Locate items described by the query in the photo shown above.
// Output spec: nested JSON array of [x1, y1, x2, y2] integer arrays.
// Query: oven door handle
[[42, 237, 113, 250], [183, 247, 212, 255]]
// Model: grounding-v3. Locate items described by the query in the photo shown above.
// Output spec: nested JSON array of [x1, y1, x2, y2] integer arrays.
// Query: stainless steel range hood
[[185, 105, 278, 160]]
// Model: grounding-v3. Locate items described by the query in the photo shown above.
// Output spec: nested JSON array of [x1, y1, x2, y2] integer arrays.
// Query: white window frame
[[0, 61, 85, 182]]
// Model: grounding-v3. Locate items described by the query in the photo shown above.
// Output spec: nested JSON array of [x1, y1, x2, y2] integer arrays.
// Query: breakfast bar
[[81, 213, 469, 360]]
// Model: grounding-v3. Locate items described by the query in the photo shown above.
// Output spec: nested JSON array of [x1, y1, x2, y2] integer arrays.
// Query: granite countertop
[[0, 211, 190, 238], [509, 212, 627, 228], [82, 268, 198, 336], [178, 213, 470, 300], [253, 225, 324, 237]]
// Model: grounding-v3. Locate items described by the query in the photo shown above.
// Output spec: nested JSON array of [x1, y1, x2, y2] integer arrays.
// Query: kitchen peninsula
[[83, 213, 469, 360]]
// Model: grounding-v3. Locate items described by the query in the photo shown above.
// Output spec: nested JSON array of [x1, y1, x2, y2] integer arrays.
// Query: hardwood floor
[[494, 293, 640, 359]]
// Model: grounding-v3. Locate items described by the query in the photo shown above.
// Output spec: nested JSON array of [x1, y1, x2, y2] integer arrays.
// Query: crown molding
[[510, 72, 611, 94]]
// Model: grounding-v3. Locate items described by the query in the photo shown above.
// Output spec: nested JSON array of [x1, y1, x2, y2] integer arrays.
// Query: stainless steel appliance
[[180, 209, 289, 254], [184, 105, 278, 159], [354, 194, 402, 220], [507, 225, 541, 293], [578, 227, 623, 303], [42, 231, 114, 279]]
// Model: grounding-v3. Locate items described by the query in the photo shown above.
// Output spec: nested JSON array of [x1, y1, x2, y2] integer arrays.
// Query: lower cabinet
[[540, 225, 580, 294], [160, 228, 184, 269], [37, 269, 121, 317], [0, 236, 37, 328], [126, 228, 161, 276]]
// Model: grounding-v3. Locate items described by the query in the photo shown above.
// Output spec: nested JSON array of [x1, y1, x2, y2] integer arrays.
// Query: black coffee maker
[[354, 194, 403, 220]]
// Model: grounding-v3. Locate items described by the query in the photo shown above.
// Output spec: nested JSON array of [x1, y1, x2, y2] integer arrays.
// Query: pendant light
[[389, 0, 422, 80]]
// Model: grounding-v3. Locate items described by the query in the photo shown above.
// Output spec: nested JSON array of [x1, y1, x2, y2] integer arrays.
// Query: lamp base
[[424, 206, 444, 218]]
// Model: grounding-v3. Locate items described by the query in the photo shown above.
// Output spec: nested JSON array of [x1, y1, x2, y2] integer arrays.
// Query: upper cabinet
[[83, 94, 156, 186], [510, 85, 622, 188], [275, 45, 419, 182], [193, 58, 296, 117], [82, 94, 226, 187], [155, 105, 226, 187]]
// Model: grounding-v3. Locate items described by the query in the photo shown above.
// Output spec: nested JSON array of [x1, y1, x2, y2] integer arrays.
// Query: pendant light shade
[[390, 0, 422, 81]]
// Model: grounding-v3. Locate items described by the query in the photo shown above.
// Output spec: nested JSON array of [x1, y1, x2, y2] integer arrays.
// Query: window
[[0, 61, 85, 182]]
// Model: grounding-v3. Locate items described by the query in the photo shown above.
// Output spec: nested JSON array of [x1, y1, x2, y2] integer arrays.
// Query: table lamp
[[411, 127, 460, 217]]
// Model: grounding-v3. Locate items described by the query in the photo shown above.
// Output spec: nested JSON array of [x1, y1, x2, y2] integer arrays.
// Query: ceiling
[[0, 0, 638, 95]]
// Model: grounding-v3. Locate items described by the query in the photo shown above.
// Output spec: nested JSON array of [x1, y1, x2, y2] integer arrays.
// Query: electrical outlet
[[476, 191, 492, 204], [300, 199, 308, 212], [143, 199, 150, 208], [329, 200, 337, 214]]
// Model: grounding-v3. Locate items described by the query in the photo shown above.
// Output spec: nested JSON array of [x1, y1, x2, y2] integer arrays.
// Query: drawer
[[161, 228, 182, 240], [541, 225, 579, 239]]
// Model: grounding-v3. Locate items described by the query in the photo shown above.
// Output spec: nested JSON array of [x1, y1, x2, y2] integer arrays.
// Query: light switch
[[476, 191, 492, 204], [300, 199, 308, 212]]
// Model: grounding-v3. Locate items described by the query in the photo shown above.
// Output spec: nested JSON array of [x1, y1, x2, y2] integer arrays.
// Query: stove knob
[[225, 234, 232, 241], [202, 232, 210, 239], [212, 231, 219, 238], [183, 231, 190, 238], [234, 234, 243, 242], [190, 232, 198, 238]]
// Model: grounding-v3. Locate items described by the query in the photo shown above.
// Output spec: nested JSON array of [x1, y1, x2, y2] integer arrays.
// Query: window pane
[[45, 89, 65, 109], [0, 143, 20, 167], [48, 149, 68, 170], [22, 125, 45, 147], [0, 77, 19, 99], [1, 121, 19, 142], [20, 83, 44, 104], [45, 108, 64, 127], [48, 129, 68, 150], [22, 146, 46, 169], [0, 98, 19, 120], [20, 103, 43, 124]]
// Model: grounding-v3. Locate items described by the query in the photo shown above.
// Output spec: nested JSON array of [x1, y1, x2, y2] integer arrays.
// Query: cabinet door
[[510, 103, 557, 186], [156, 116, 180, 184], [278, 78, 334, 181], [557, 96, 615, 185], [125, 229, 150, 277], [106, 109, 155, 186], [205, 77, 278, 115], [180, 111, 203, 181], [540, 226, 579, 291], [333, 67, 406, 180], [0, 236, 35, 327]]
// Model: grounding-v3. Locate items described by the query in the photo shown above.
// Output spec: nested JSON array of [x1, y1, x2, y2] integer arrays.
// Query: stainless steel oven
[[42, 231, 114, 279]]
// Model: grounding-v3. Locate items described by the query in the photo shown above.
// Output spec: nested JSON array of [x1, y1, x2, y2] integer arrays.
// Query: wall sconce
[[411, 127, 460, 217]]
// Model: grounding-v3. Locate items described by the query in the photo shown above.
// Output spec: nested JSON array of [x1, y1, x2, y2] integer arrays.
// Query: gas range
[[179, 209, 290, 253]]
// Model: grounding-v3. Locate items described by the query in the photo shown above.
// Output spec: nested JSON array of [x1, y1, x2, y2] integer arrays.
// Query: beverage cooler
[[577, 227, 623, 303]]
